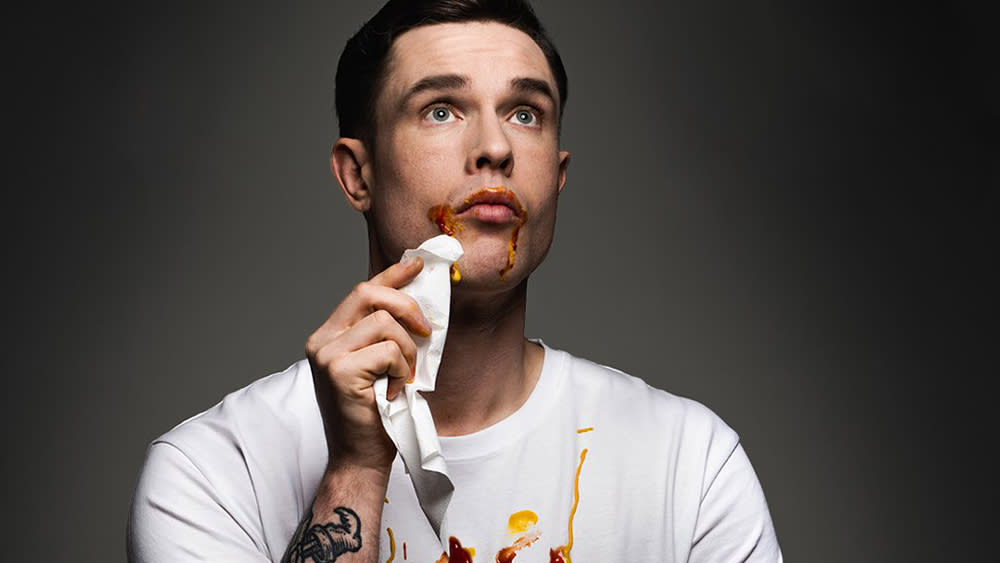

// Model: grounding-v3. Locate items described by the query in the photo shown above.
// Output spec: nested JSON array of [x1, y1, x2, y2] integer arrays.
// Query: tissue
[[373, 234, 463, 540]]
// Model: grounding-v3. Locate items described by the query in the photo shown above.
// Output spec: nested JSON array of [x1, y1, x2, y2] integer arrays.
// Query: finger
[[386, 366, 407, 402], [370, 256, 424, 289], [323, 310, 418, 381], [326, 282, 431, 339], [338, 340, 411, 401]]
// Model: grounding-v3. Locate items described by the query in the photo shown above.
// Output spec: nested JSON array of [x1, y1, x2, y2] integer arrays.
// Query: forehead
[[381, 21, 556, 103]]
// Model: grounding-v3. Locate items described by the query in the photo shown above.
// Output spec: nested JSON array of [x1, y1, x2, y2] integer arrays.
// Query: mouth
[[453, 186, 525, 224]]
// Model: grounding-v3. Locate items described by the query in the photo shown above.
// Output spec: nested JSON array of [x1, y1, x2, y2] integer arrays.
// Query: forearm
[[291, 259, 426, 562], [282, 464, 390, 563]]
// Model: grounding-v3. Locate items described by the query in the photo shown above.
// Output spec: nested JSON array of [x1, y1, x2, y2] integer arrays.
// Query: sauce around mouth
[[427, 186, 527, 279], [428, 204, 460, 236], [500, 222, 522, 279], [428, 205, 463, 283]]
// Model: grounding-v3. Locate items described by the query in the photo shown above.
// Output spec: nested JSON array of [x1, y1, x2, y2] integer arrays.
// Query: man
[[128, 1, 782, 561]]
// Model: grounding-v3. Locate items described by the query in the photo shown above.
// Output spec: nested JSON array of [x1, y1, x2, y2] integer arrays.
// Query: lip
[[453, 186, 526, 220]]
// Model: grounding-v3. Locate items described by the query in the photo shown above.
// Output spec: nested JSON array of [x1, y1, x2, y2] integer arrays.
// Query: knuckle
[[373, 309, 394, 326], [304, 333, 321, 357], [324, 350, 347, 373], [313, 343, 337, 370], [379, 339, 402, 358], [354, 281, 373, 301]]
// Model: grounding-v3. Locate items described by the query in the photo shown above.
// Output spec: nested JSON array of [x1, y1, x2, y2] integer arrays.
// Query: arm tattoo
[[283, 507, 362, 563]]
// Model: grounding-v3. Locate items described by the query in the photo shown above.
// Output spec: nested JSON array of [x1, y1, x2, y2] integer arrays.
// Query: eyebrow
[[398, 74, 469, 110], [510, 77, 556, 107], [397, 74, 558, 110]]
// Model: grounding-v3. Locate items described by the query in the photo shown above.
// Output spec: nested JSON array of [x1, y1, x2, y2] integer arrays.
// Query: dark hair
[[334, 0, 568, 147]]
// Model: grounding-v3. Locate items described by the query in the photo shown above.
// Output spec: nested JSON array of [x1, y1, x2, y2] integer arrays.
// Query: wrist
[[326, 432, 396, 480], [324, 457, 393, 487]]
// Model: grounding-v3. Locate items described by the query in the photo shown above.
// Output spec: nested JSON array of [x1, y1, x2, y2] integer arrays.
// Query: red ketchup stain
[[428, 205, 462, 282], [437, 536, 473, 563], [549, 548, 567, 563], [428, 205, 460, 236], [496, 530, 540, 563], [403, 541, 407, 560]]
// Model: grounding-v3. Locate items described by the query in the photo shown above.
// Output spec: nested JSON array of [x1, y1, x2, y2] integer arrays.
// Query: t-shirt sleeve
[[127, 441, 272, 562], [688, 443, 783, 563]]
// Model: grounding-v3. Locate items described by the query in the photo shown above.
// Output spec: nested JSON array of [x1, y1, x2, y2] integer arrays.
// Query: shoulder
[[139, 358, 319, 487], [137, 359, 322, 513], [129, 359, 319, 561], [559, 348, 736, 440], [546, 347, 782, 559], [155, 359, 316, 463], [553, 346, 741, 484]]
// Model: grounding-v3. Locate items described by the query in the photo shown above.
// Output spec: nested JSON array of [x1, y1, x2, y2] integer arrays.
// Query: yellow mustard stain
[[465, 546, 476, 559], [576, 427, 593, 434], [384, 497, 390, 503], [385, 527, 396, 563], [507, 510, 539, 533], [450, 263, 462, 283], [561, 448, 589, 563]]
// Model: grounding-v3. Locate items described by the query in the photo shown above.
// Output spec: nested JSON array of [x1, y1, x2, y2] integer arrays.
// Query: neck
[[423, 280, 543, 436]]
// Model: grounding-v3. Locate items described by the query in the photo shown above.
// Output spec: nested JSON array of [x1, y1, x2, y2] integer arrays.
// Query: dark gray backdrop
[[5, 1, 994, 561]]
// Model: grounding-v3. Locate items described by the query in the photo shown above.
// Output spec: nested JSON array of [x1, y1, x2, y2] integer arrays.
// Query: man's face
[[361, 21, 569, 290]]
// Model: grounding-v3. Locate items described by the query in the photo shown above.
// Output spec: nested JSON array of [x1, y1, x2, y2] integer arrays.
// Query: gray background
[[5, 1, 995, 561]]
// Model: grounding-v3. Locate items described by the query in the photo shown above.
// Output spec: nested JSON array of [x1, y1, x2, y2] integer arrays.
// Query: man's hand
[[305, 257, 432, 474]]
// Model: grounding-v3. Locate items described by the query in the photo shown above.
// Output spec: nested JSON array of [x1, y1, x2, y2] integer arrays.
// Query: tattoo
[[283, 507, 362, 563]]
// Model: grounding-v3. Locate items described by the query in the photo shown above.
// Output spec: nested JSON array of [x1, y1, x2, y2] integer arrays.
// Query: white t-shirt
[[128, 343, 781, 562]]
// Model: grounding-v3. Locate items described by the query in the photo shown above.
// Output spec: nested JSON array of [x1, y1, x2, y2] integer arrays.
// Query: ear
[[331, 137, 374, 212], [557, 150, 571, 193]]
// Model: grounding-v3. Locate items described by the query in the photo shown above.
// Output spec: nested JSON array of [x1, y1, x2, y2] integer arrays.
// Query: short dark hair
[[334, 0, 568, 148]]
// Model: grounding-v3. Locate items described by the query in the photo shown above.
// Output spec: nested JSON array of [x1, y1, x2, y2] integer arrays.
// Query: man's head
[[331, 0, 571, 291], [335, 0, 568, 149]]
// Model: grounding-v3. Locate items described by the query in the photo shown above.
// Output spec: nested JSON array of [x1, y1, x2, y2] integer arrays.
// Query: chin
[[451, 257, 529, 292]]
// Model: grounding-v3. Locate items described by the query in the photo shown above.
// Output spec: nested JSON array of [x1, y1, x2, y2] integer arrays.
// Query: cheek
[[369, 136, 462, 256], [389, 135, 458, 199], [521, 141, 561, 179], [525, 151, 563, 252], [379, 132, 439, 192], [398, 138, 441, 172], [387, 128, 457, 179], [530, 195, 558, 248]]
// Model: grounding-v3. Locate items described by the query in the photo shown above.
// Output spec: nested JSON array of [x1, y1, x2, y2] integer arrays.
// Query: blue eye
[[512, 109, 537, 126], [428, 106, 454, 123]]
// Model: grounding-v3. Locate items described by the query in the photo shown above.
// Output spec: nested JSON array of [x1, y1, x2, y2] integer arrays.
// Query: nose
[[467, 113, 514, 175]]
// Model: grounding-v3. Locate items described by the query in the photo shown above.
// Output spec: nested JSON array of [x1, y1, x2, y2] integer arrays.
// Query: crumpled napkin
[[373, 234, 463, 541]]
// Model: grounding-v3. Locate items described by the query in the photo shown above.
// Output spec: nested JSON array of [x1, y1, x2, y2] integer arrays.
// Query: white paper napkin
[[373, 234, 463, 541]]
